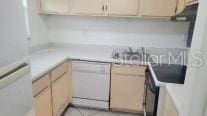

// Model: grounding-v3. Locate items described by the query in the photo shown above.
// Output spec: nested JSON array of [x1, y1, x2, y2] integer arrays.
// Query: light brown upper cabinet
[[39, 0, 189, 18], [105, 0, 139, 16], [139, 0, 177, 17], [40, 0, 70, 13], [70, 0, 104, 15], [70, 0, 139, 16]]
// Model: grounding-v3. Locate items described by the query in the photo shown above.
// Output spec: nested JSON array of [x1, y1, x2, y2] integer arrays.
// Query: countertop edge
[[31, 56, 149, 82]]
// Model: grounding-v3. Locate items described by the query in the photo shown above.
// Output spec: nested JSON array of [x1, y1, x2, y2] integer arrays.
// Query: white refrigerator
[[0, 0, 33, 116]]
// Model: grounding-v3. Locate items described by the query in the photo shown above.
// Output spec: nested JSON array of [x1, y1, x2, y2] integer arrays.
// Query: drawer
[[112, 65, 146, 76], [72, 61, 111, 74], [51, 62, 68, 82], [32, 74, 50, 96]]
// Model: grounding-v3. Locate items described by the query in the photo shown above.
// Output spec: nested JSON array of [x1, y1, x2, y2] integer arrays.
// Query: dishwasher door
[[72, 61, 111, 109], [73, 72, 110, 100]]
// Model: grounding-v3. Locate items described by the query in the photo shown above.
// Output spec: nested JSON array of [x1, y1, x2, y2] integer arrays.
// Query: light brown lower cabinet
[[163, 94, 179, 116], [52, 73, 70, 116], [34, 87, 52, 116], [33, 61, 72, 116], [110, 74, 145, 112]]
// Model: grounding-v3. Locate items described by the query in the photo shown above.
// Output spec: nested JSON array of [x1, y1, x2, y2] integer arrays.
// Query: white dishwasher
[[72, 60, 111, 109]]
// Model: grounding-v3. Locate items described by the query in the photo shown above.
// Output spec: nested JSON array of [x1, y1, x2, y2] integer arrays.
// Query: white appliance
[[0, 0, 33, 116], [72, 61, 111, 109]]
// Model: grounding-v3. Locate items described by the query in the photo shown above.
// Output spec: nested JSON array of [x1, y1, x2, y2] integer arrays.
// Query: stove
[[144, 63, 187, 116]]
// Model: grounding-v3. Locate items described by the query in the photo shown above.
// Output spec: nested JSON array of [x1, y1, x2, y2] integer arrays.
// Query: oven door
[[144, 69, 159, 116]]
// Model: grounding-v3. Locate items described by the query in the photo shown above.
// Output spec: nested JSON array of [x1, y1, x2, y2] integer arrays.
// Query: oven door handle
[[145, 69, 157, 94]]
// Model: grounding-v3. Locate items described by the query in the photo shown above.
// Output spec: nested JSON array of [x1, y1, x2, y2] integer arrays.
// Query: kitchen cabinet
[[163, 94, 179, 116], [106, 0, 139, 16], [110, 65, 145, 112], [39, 0, 188, 18], [51, 61, 71, 116], [34, 87, 52, 116], [70, 0, 139, 16], [70, 0, 104, 15], [40, 0, 70, 13], [33, 74, 52, 116], [52, 73, 70, 116], [139, 0, 177, 17], [32, 61, 72, 116]]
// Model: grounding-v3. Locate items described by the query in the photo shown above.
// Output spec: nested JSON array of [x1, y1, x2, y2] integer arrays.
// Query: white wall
[[27, 0, 49, 48], [47, 15, 189, 48]]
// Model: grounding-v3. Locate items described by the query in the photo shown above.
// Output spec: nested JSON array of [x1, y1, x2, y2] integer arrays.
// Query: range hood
[[171, 3, 198, 47], [171, 3, 198, 22]]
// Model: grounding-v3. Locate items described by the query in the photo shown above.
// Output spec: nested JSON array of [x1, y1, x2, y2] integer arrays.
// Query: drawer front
[[112, 65, 146, 76], [33, 74, 50, 96], [51, 62, 68, 82], [72, 61, 111, 74]]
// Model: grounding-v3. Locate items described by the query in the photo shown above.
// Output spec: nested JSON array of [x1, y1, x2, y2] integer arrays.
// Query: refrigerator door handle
[[0, 63, 30, 89]]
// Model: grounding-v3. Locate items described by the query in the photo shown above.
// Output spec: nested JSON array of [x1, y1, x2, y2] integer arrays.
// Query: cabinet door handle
[[102, 5, 105, 11], [105, 5, 107, 11]]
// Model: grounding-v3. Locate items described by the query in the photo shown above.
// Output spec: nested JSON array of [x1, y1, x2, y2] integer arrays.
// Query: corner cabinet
[[32, 61, 72, 116], [139, 0, 177, 17], [40, 0, 70, 13], [110, 65, 146, 113]]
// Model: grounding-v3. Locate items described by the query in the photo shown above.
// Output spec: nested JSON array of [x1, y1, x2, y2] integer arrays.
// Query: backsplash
[[47, 15, 189, 48]]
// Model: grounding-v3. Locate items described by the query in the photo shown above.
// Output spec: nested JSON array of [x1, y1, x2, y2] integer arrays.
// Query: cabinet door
[[110, 74, 145, 112], [140, 0, 177, 17], [40, 0, 69, 13], [70, 0, 104, 15], [34, 87, 52, 116], [52, 73, 70, 116], [163, 94, 179, 116], [106, 0, 139, 16]]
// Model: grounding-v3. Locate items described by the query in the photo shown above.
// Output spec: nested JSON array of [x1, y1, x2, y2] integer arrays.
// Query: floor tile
[[77, 107, 101, 116], [64, 107, 83, 116], [64, 107, 143, 116]]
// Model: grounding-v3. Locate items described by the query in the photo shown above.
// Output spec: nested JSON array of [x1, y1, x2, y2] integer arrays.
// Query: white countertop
[[30, 45, 147, 81]]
